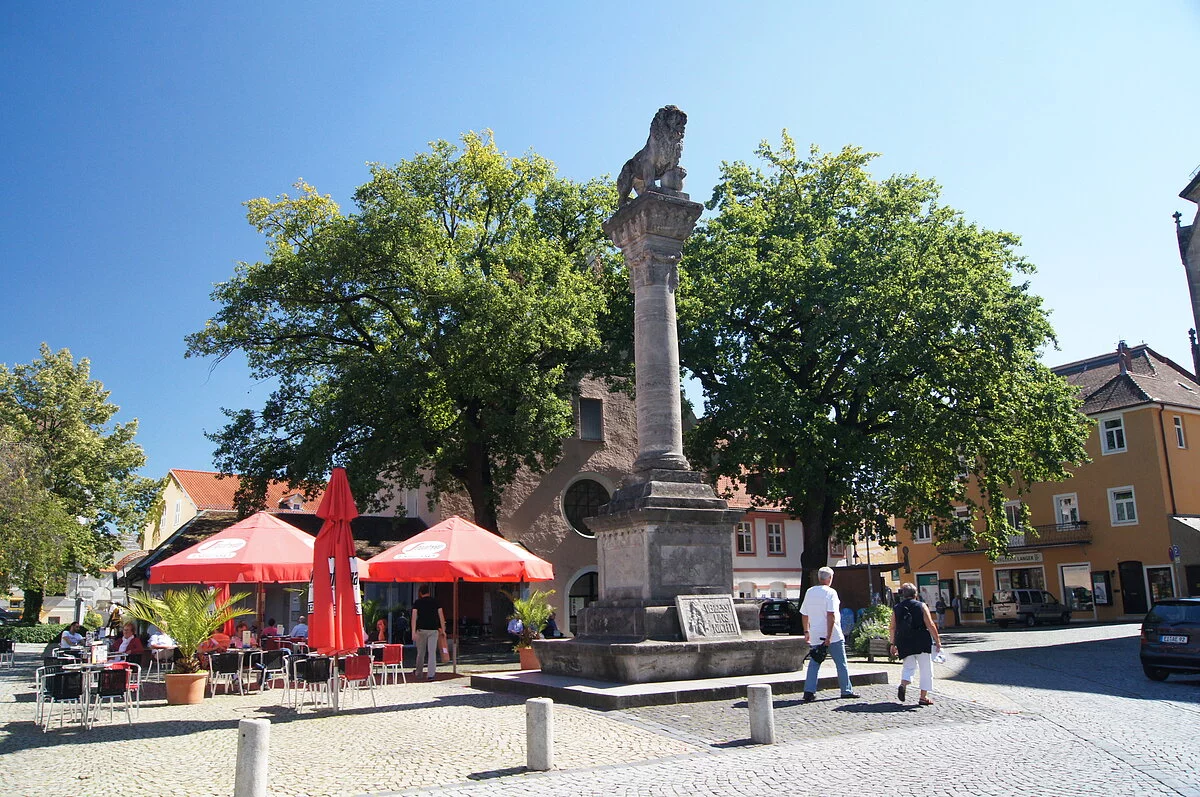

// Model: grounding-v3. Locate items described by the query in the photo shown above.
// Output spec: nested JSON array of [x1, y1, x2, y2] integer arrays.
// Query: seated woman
[[229, 622, 258, 649], [113, 622, 145, 659], [369, 618, 390, 644], [60, 622, 85, 648], [261, 617, 279, 637], [198, 631, 232, 655]]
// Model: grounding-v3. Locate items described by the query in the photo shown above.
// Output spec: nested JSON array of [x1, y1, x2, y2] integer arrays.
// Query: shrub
[[0, 623, 71, 643], [84, 609, 104, 629], [850, 603, 893, 655]]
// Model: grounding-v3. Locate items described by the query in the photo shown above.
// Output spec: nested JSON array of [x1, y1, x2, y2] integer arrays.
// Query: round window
[[562, 479, 610, 538]]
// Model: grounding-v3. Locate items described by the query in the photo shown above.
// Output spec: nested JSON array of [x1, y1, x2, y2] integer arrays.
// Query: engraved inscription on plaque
[[674, 594, 742, 642]]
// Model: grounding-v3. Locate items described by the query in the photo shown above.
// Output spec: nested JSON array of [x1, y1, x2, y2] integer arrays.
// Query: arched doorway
[[567, 567, 598, 635]]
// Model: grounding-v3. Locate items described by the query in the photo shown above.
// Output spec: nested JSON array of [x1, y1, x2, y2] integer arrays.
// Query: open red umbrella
[[309, 467, 365, 657], [363, 515, 554, 673]]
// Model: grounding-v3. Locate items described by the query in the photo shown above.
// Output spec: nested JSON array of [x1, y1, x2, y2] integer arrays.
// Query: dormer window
[[280, 494, 304, 511]]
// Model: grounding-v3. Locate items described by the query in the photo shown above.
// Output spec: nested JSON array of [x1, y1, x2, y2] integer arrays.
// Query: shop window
[[956, 571, 984, 614]]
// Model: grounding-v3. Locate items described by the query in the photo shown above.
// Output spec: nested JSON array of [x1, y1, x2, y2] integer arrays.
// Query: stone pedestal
[[534, 189, 807, 683]]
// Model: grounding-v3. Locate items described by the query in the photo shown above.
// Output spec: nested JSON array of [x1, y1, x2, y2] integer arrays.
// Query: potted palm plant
[[125, 587, 253, 704], [505, 589, 555, 670]]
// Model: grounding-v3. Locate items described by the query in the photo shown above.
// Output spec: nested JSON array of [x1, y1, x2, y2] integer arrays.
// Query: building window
[[1003, 501, 1025, 546], [735, 521, 755, 555], [1174, 416, 1186, 449], [1108, 486, 1137, 525], [952, 506, 972, 535], [562, 478, 610, 537], [829, 538, 847, 558], [1101, 415, 1126, 454], [579, 398, 604, 441], [911, 521, 932, 544], [1053, 493, 1079, 526], [766, 522, 784, 555], [173, 499, 181, 527], [956, 571, 984, 614]]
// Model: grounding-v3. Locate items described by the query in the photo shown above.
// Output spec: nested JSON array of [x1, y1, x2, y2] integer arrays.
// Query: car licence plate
[[1161, 634, 1188, 644], [766, 614, 783, 620]]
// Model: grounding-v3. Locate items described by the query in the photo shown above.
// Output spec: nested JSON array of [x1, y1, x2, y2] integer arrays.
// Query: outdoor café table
[[229, 648, 264, 690]]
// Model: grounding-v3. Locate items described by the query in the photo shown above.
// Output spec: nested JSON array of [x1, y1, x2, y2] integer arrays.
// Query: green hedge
[[0, 623, 71, 643]]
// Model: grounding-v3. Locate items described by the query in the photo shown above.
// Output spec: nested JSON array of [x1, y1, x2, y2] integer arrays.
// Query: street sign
[[1169, 544, 1181, 562]]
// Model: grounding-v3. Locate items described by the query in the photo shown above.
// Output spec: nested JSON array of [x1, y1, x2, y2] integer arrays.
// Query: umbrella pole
[[453, 578, 459, 676]]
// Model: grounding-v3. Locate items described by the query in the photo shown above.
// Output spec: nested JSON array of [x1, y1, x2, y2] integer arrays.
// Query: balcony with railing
[[936, 521, 1091, 554]]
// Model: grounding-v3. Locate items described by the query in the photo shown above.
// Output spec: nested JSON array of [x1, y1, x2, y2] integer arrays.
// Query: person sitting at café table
[[289, 615, 309, 638], [230, 621, 258, 649], [60, 621, 85, 647], [369, 617, 389, 643], [198, 631, 231, 655], [261, 617, 279, 636], [149, 629, 175, 649], [113, 622, 145, 658]]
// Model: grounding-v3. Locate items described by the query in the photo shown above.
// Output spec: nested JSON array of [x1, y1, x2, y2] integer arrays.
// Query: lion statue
[[616, 105, 687, 206]]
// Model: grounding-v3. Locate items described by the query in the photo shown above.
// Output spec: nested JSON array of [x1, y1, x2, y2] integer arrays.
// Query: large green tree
[[678, 137, 1090, 576], [0, 345, 159, 620], [187, 132, 628, 531]]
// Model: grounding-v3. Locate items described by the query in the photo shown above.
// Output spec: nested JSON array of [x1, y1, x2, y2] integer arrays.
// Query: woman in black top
[[889, 583, 943, 705]]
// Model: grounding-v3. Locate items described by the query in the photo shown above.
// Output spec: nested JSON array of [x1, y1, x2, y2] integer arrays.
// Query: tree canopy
[[678, 136, 1091, 571], [187, 132, 628, 531], [0, 345, 159, 618]]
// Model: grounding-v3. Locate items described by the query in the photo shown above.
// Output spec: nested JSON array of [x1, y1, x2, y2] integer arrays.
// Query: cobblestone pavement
[[393, 623, 1200, 797], [0, 647, 693, 797], [5, 624, 1198, 797]]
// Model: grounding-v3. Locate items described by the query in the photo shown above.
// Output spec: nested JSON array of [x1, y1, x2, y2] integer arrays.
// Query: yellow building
[[895, 342, 1200, 624]]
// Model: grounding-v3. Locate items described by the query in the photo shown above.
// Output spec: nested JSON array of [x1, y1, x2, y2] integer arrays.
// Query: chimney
[[1191, 329, 1200, 379]]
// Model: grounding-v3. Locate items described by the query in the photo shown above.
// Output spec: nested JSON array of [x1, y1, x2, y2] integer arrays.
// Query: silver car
[[991, 589, 1071, 627]]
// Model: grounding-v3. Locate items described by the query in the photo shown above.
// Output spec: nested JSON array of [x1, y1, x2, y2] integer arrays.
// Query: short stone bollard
[[234, 718, 270, 797], [747, 684, 776, 744], [526, 697, 554, 771]]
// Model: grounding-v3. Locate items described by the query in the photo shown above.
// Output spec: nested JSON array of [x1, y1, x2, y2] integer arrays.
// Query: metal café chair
[[376, 644, 406, 685], [34, 664, 65, 726], [147, 647, 174, 680], [339, 654, 377, 707], [283, 654, 309, 708], [254, 649, 288, 692], [298, 655, 333, 712], [208, 651, 244, 697], [42, 670, 85, 731], [109, 661, 142, 716], [0, 638, 14, 667], [91, 667, 133, 726]]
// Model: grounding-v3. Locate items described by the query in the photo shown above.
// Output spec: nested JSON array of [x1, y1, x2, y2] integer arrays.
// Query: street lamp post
[[852, 536, 876, 607]]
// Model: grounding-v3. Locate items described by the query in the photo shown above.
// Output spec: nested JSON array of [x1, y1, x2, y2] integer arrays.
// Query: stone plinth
[[532, 634, 808, 685]]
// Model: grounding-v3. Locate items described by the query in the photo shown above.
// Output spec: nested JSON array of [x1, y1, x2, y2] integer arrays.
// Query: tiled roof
[[715, 475, 789, 512], [1052, 345, 1200, 415], [171, 469, 325, 511], [123, 510, 427, 586]]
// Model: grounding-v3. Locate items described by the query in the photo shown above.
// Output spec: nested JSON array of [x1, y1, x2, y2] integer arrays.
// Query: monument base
[[532, 633, 808, 684]]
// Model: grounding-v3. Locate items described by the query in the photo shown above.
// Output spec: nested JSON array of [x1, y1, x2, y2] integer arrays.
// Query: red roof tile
[[171, 469, 325, 512]]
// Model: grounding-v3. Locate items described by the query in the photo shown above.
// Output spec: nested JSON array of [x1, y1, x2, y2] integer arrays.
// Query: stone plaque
[[674, 594, 741, 642]]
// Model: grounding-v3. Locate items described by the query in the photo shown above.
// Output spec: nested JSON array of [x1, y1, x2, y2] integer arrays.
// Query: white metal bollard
[[747, 684, 776, 744], [234, 718, 270, 797], [526, 697, 555, 771]]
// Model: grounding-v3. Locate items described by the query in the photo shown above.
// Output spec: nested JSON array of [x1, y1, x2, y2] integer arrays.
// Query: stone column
[[604, 191, 702, 473]]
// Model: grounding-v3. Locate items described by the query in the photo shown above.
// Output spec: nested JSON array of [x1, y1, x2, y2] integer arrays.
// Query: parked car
[[0, 609, 20, 625], [1140, 597, 1200, 681], [990, 589, 1071, 627], [758, 599, 803, 635]]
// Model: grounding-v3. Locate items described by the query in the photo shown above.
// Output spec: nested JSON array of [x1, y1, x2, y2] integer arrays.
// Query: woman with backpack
[[889, 582, 943, 706]]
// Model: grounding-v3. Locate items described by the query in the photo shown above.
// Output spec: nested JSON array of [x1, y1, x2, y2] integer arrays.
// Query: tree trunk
[[462, 440, 500, 533], [799, 483, 835, 595], [22, 588, 44, 623]]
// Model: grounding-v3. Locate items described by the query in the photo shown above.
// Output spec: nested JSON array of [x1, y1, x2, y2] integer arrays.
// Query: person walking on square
[[800, 566, 859, 702], [934, 596, 947, 630], [411, 585, 446, 681], [890, 582, 943, 706]]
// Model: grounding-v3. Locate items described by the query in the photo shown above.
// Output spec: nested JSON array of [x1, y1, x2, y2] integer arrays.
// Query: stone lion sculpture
[[616, 105, 687, 206]]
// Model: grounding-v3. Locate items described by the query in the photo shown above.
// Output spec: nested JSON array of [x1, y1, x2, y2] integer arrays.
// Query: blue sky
[[3, 3, 1199, 477]]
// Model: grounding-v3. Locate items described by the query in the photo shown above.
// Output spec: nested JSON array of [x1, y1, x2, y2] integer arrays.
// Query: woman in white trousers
[[889, 582, 943, 705]]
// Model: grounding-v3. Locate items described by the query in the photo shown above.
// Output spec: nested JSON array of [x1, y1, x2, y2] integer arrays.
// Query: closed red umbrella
[[309, 467, 365, 656]]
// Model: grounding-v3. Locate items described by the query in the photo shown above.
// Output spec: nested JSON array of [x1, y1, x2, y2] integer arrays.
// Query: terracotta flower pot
[[518, 646, 540, 671], [165, 672, 208, 704]]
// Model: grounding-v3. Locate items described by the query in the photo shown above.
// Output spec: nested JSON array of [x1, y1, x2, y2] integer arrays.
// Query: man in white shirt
[[799, 566, 859, 702], [289, 615, 309, 638]]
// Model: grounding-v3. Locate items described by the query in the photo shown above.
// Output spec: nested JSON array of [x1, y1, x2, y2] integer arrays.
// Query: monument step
[[470, 666, 889, 710]]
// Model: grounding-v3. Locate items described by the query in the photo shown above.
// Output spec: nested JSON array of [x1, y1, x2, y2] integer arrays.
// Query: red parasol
[[363, 515, 554, 582], [309, 467, 365, 656]]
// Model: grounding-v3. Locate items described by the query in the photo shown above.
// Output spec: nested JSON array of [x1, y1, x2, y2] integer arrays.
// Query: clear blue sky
[[3, 3, 1199, 478]]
